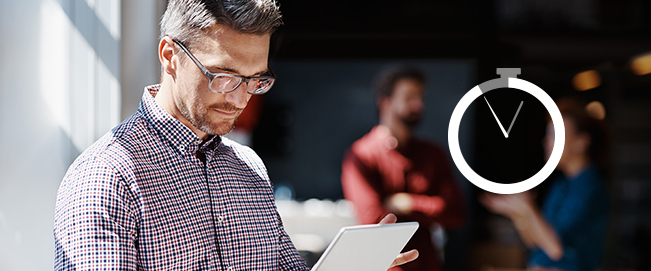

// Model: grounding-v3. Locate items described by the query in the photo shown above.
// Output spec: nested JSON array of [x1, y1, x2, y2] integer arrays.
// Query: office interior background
[[1, 0, 650, 270]]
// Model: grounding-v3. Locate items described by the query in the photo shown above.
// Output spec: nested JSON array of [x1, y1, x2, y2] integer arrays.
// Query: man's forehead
[[394, 79, 425, 92], [192, 25, 271, 76]]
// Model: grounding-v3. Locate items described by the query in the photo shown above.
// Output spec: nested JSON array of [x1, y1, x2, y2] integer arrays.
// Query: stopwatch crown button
[[496, 68, 521, 78]]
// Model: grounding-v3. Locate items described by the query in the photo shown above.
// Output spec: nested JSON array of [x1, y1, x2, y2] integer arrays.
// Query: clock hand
[[484, 96, 509, 138], [506, 101, 524, 136]]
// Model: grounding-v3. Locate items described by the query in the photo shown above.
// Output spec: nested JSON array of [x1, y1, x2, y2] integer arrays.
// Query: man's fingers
[[389, 249, 419, 268], [478, 194, 494, 210], [378, 213, 397, 224], [379, 214, 414, 269]]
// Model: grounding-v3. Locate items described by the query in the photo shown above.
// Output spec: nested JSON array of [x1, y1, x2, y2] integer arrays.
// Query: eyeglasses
[[173, 39, 276, 95]]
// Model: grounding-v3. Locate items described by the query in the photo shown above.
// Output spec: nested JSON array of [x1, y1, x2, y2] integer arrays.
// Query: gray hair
[[160, 0, 283, 47]]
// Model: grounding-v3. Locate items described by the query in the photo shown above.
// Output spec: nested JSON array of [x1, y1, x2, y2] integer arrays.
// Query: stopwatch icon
[[448, 68, 565, 194]]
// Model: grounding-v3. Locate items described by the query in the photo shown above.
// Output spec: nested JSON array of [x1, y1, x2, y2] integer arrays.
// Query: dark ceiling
[[272, 0, 651, 67]]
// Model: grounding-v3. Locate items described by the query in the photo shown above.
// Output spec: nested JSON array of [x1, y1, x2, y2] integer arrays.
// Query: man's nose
[[411, 99, 425, 112], [224, 83, 250, 109]]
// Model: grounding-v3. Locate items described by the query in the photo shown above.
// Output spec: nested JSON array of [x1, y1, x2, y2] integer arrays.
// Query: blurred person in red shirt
[[341, 66, 465, 271]]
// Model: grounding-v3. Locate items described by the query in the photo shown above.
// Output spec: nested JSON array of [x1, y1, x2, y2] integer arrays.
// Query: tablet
[[311, 222, 419, 271]]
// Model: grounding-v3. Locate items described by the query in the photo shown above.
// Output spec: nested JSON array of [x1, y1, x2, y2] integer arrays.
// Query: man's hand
[[378, 213, 419, 268], [385, 193, 414, 215], [479, 191, 537, 222]]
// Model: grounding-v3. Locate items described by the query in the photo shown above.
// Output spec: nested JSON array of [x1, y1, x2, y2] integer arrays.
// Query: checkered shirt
[[54, 85, 309, 270]]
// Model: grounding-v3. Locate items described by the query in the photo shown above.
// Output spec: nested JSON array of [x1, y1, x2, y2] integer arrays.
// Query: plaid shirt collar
[[141, 84, 222, 157]]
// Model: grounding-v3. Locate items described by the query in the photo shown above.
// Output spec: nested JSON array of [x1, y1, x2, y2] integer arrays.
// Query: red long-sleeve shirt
[[341, 126, 465, 271]]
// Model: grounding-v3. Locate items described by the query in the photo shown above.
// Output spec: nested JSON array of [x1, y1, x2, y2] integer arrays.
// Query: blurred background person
[[480, 97, 610, 271], [341, 66, 466, 271]]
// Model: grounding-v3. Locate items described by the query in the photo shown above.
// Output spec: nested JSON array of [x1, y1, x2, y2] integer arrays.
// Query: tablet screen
[[311, 222, 419, 271]]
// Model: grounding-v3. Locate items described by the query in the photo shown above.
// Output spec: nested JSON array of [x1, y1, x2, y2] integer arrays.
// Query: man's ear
[[159, 36, 178, 80], [377, 96, 390, 113]]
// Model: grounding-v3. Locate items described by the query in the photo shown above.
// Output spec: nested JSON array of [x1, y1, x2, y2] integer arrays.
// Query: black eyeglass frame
[[173, 39, 276, 95]]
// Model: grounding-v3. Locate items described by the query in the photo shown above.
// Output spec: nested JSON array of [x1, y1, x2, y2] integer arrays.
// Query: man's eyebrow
[[205, 65, 238, 74], [206, 65, 269, 77]]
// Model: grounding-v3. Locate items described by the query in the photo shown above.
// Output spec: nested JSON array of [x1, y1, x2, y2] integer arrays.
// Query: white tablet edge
[[311, 222, 419, 271]]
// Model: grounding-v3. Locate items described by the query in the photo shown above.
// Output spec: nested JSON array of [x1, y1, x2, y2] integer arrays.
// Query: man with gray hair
[[53, 0, 417, 270]]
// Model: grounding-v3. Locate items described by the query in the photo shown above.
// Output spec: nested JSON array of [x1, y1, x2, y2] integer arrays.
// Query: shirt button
[[227, 266, 233, 271], [218, 216, 224, 223], [179, 145, 186, 152], [194, 139, 202, 144]]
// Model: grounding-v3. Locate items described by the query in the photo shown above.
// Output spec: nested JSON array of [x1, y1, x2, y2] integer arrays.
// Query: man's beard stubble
[[178, 99, 244, 136], [401, 112, 422, 129]]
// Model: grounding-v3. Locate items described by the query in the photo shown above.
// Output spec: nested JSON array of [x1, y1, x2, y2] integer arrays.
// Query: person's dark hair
[[160, 0, 283, 48], [555, 97, 611, 174], [373, 66, 426, 99]]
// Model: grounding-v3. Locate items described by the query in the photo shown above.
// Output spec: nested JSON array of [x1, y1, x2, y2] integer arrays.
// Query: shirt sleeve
[[384, 145, 464, 228], [276, 211, 310, 271], [409, 194, 446, 217], [54, 157, 140, 270], [409, 150, 465, 228], [550, 178, 604, 239], [341, 148, 389, 224]]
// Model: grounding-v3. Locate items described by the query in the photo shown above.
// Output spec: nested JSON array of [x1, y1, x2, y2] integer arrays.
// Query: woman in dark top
[[481, 98, 610, 271]]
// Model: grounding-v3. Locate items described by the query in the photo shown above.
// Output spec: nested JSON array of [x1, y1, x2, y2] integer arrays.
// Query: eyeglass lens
[[211, 75, 274, 94]]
